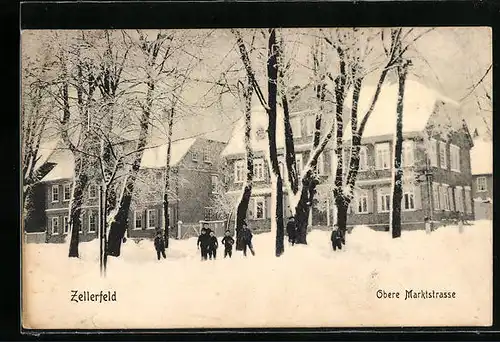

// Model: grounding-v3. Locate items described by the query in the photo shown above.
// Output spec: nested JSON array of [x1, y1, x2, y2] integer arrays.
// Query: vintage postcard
[[21, 27, 492, 329]]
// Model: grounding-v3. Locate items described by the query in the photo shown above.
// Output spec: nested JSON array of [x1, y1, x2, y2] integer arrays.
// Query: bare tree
[[106, 30, 182, 257], [232, 28, 286, 256], [388, 28, 412, 238]]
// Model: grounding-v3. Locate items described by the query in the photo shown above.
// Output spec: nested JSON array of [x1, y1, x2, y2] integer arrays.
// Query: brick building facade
[[221, 80, 475, 232], [34, 137, 226, 243]]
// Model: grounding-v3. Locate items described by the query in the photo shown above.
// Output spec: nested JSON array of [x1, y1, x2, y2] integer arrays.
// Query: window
[[192, 151, 198, 162], [440, 184, 450, 211], [448, 187, 455, 212], [63, 183, 71, 201], [378, 188, 391, 213], [359, 146, 368, 171], [402, 186, 415, 211], [88, 211, 97, 233], [203, 148, 211, 163], [51, 217, 59, 235], [305, 115, 316, 136], [450, 144, 460, 172], [211, 175, 218, 194], [204, 207, 214, 221], [355, 190, 369, 214], [253, 197, 265, 220], [439, 141, 447, 169], [476, 176, 487, 192], [295, 154, 303, 176], [134, 210, 143, 230], [234, 160, 245, 183], [63, 216, 69, 234], [51, 185, 59, 203], [375, 143, 390, 170], [454, 187, 464, 213], [402, 140, 414, 167], [432, 183, 440, 210], [290, 117, 302, 138], [254, 158, 265, 181], [464, 188, 472, 214], [147, 209, 157, 229], [428, 138, 438, 167], [88, 184, 97, 199]]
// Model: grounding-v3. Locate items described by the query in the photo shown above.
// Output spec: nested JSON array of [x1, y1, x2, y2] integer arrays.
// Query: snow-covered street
[[22, 220, 492, 329]]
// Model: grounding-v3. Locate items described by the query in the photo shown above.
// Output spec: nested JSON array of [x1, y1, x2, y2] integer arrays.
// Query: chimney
[[473, 128, 479, 138]]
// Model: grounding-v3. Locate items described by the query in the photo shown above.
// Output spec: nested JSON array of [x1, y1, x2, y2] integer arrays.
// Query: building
[[470, 136, 493, 220], [221, 80, 475, 232], [35, 137, 226, 243]]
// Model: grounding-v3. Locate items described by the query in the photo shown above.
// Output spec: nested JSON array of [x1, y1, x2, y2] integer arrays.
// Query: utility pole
[[99, 184, 104, 276]]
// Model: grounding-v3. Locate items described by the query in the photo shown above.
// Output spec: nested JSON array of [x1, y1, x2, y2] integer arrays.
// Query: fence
[[24, 232, 47, 244]]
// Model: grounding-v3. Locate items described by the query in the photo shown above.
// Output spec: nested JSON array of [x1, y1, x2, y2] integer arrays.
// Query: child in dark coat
[[286, 216, 297, 246], [154, 230, 166, 260], [197, 228, 210, 260], [221, 230, 235, 258], [207, 231, 219, 260], [330, 225, 343, 251], [241, 223, 255, 257]]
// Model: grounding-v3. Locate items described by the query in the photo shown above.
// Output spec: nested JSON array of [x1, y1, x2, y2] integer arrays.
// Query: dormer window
[[192, 151, 198, 162]]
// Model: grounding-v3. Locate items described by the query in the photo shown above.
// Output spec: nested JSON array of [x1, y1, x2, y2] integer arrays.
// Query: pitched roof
[[39, 148, 75, 182], [140, 138, 197, 169], [32, 140, 60, 171], [221, 106, 287, 157], [40, 138, 198, 182], [470, 137, 493, 175], [343, 80, 460, 140]]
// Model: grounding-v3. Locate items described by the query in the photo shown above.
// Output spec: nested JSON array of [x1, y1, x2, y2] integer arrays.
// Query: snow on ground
[[23, 221, 492, 329]]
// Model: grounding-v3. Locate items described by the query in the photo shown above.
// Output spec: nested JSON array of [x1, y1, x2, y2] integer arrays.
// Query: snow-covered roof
[[470, 138, 493, 175], [343, 80, 460, 141], [40, 148, 75, 182], [221, 106, 286, 157], [140, 138, 197, 169], [40, 138, 198, 182], [32, 140, 60, 170]]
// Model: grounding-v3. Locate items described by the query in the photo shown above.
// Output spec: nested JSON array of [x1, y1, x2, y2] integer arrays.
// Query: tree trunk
[[336, 200, 349, 241], [391, 60, 409, 239], [235, 78, 254, 251], [235, 185, 252, 251], [68, 160, 88, 258], [163, 107, 174, 248], [294, 182, 311, 244], [267, 28, 285, 257]]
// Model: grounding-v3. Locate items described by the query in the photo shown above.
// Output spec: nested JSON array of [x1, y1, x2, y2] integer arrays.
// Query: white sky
[[22, 27, 492, 144]]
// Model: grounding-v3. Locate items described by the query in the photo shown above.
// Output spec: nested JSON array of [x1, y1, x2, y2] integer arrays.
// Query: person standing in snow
[[221, 230, 235, 258], [197, 227, 210, 261], [154, 229, 167, 260], [241, 222, 255, 257], [330, 225, 343, 251], [286, 216, 297, 246], [207, 231, 219, 260]]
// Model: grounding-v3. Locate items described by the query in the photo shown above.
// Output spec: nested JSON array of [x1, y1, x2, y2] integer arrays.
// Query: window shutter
[[367, 189, 373, 213], [449, 187, 455, 211], [414, 184, 422, 210], [266, 196, 272, 220]]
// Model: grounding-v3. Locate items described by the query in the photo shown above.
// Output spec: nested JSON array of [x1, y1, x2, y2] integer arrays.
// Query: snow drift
[[22, 220, 492, 329]]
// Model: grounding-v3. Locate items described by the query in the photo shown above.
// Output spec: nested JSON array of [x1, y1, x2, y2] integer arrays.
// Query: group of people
[[154, 217, 345, 260], [197, 221, 255, 261], [287, 215, 346, 251]]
